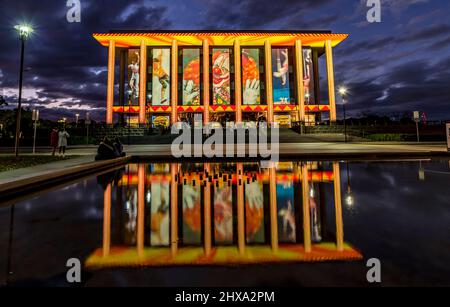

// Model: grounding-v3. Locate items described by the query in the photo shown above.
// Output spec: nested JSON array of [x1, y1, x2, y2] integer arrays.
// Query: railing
[[291, 121, 446, 142]]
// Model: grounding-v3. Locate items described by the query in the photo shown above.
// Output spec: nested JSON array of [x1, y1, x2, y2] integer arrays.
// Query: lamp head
[[338, 87, 347, 96], [15, 24, 34, 40]]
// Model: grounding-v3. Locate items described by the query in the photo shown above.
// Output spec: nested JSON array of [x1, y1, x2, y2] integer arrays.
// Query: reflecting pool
[[1, 159, 450, 286]]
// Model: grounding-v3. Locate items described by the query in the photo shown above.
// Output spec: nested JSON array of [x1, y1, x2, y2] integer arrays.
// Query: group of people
[[95, 137, 126, 160], [50, 128, 70, 157]]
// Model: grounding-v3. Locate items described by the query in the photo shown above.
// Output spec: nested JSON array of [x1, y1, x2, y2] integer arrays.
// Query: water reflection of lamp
[[309, 185, 315, 198], [127, 89, 132, 145], [345, 161, 354, 208]]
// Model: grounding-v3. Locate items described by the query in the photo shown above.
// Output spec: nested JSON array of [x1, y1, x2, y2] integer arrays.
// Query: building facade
[[93, 30, 348, 127]]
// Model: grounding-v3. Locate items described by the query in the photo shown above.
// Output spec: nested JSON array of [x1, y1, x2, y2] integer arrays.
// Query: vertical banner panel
[[182, 49, 201, 106], [272, 48, 291, 105], [212, 48, 231, 105], [302, 48, 315, 105], [242, 48, 261, 105], [152, 48, 171, 106], [128, 49, 140, 105]]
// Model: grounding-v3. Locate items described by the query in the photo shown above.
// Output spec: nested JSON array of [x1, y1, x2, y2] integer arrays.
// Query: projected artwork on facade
[[212, 48, 231, 105], [242, 48, 261, 105], [96, 31, 347, 125], [303, 48, 315, 105], [182, 49, 201, 106], [152, 48, 171, 106], [272, 48, 291, 104], [128, 49, 140, 104]]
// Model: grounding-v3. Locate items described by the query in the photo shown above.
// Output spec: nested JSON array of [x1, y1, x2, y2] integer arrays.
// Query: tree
[[0, 95, 8, 107]]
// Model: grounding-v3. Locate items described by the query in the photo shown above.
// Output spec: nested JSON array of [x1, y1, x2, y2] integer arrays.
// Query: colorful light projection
[[182, 49, 201, 106], [151, 115, 170, 128], [151, 48, 171, 106], [182, 181, 202, 244], [127, 49, 140, 105], [212, 48, 231, 105], [245, 180, 265, 243], [150, 182, 170, 246], [214, 182, 233, 244], [303, 48, 315, 105], [277, 181, 296, 243], [272, 48, 291, 104], [242, 48, 261, 105]]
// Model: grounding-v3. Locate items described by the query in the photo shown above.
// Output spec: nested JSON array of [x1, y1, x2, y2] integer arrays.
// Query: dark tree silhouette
[[0, 95, 8, 107]]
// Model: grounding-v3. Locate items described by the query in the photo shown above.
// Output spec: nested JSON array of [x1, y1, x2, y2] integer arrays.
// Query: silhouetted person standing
[[58, 129, 70, 157], [50, 128, 58, 156]]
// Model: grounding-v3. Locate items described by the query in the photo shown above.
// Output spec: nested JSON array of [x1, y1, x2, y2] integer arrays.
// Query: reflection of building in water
[[87, 162, 362, 268]]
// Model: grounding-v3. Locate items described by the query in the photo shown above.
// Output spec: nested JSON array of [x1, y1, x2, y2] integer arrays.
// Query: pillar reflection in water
[[95, 161, 362, 267]]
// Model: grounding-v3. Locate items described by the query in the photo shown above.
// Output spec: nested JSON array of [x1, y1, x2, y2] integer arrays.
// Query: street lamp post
[[32, 109, 39, 154], [338, 87, 348, 143], [13, 24, 33, 157]]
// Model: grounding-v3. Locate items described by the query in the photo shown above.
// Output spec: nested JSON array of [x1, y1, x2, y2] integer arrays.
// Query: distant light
[[345, 192, 354, 207], [14, 24, 34, 39], [338, 86, 347, 96]]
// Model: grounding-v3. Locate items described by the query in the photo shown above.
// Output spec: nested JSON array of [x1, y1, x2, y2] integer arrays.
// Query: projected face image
[[212, 49, 231, 105]]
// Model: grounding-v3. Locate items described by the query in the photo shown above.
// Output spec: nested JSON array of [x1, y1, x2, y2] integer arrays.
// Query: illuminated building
[[93, 30, 348, 127], [86, 162, 362, 268]]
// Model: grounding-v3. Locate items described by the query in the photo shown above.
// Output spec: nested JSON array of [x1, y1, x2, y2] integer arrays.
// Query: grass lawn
[[0, 155, 79, 173]]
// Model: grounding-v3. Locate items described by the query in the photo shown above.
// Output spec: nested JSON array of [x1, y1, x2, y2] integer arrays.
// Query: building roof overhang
[[92, 30, 349, 48]]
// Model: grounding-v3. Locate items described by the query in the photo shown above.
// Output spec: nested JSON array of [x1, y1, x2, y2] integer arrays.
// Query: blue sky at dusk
[[0, 0, 449, 121]]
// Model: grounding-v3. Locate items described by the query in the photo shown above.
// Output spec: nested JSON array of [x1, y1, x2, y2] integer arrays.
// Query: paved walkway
[[0, 155, 95, 185]]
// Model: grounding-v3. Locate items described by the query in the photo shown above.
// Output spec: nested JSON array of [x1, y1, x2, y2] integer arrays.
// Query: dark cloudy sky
[[0, 0, 449, 121]]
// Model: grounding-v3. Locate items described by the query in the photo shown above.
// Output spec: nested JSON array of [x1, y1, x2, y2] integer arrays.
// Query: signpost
[[32, 109, 39, 154], [413, 111, 420, 143], [446, 121, 450, 152], [86, 112, 91, 145]]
